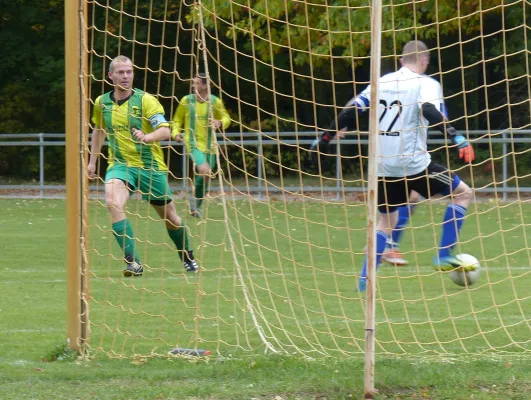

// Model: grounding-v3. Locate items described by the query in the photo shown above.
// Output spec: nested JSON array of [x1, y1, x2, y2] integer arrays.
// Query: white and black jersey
[[353, 67, 445, 177]]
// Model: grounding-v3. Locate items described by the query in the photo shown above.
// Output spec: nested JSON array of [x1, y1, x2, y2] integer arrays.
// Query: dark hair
[[197, 73, 208, 84]]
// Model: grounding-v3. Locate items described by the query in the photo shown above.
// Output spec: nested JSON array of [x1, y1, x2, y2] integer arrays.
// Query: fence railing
[[1, 131, 530, 199]]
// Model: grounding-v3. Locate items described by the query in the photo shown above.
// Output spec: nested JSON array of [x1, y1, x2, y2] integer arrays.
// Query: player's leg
[[190, 149, 215, 218], [191, 162, 211, 217], [152, 202, 198, 272], [105, 165, 142, 276], [381, 190, 421, 266], [143, 170, 198, 272], [417, 162, 474, 270], [359, 177, 404, 292], [434, 179, 473, 269]]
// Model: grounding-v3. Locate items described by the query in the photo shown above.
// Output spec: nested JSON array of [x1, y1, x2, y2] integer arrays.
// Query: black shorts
[[377, 162, 460, 213]]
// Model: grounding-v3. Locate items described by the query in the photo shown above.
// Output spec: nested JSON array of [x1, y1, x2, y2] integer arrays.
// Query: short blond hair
[[109, 55, 132, 73], [401, 41, 429, 64]]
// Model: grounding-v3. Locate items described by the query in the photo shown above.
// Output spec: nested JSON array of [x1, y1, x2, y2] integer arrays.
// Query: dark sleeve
[[330, 107, 358, 132], [421, 103, 456, 136], [320, 107, 359, 141]]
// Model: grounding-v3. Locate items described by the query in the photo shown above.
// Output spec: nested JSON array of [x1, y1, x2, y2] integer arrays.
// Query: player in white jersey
[[311, 41, 476, 291], [357, 65, 444, 176]]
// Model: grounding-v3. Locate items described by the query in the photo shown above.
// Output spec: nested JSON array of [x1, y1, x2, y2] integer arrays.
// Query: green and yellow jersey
[[171, 94, 231, 153], [92, 89, 170, 171]]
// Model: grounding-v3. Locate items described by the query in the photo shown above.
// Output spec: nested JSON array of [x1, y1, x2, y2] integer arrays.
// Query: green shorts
[[105, 164, 172, 203], [190, 149, 216, 170]]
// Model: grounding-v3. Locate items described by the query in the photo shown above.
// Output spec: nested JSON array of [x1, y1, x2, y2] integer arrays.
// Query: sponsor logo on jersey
[[112, 124, 131, 133], [131, 106, 142, 118]]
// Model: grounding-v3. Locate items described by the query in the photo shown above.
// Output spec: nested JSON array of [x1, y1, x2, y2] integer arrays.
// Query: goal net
[[73, 0, 531, 360]]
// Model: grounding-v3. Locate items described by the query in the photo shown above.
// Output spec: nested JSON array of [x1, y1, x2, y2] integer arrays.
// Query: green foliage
[[43, 341, 78, 362], [201, 0, 511, 66], [0, 83, 61, 133], [1, 0, 529, 182], [221, 116, 314, 178], [197, 0, 529, 135], [0, 138, 65, 181], [0, 0, 65, 134]]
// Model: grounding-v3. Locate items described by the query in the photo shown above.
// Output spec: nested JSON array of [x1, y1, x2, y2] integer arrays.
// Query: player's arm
[[133, 95, 171, 143], [420, 78, 474, 163], [134, 125, 171, 143], [88, 98, 106, 179], [310, 94, 369, 156], [421, 103, 475, 163], [213, 98, 231, 130], [330, 95, 369, 134], [170, 99, 187, 142], [88, 128, 106, 179]]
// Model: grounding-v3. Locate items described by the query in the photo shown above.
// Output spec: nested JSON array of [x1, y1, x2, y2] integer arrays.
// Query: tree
[[197, 0, 528, 130], [0, 0, 65, 133]]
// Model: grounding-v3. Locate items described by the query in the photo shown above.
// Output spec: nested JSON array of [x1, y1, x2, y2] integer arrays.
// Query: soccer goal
[[66, 0, 531, 395]]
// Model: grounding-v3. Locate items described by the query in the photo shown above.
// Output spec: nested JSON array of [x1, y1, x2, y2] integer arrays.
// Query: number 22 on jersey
[[379, 99, 402, 136]]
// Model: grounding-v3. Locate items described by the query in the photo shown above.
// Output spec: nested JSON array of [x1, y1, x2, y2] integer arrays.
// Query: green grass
[[1, 197, 530, 399]]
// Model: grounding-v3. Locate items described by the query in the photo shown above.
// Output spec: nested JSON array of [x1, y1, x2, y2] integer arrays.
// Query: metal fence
[[1, 131, 530, 199]]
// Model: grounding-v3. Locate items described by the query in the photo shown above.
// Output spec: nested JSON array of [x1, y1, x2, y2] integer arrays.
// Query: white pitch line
[[370, 314, 530, 324], [5, 360, 40, 366], [1, 327, 60, 334], [3, 269, 65, 273], [286, 314, 530, 326], [377, 266, 531, 273], [1, 279, 66, 284], [1, 265, 530, 285], [4, 265, 531, 276]]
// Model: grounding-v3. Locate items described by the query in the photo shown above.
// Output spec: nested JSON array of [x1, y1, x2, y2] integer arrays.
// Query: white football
[[449, 254, 481, 287]]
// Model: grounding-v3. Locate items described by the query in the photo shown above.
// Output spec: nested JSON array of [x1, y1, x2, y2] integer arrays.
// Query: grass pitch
[[1, 197, 530, 399]]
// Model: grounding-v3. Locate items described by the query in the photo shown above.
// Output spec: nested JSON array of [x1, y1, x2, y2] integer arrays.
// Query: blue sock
[[438, 204, 466, 258], [360, 231, 389, 286], [390, 204, 415, 248]]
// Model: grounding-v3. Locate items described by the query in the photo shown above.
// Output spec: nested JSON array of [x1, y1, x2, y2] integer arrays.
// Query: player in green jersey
[[88, 55, 198, 276], [171, 73, 231, 218]]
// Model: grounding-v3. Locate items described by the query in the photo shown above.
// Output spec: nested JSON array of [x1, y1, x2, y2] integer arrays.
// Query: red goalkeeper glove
[[452, 133, 475, 164], [459, 144, 475, 163]]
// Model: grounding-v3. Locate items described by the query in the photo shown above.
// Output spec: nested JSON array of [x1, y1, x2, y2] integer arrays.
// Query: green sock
[[194, 175, 207, 208], [167, 226, 191, 260], [112, 219, 140, 263]]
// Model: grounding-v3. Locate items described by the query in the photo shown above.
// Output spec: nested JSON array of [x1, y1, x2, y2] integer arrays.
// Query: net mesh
[[82, 0, 531, 359]]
